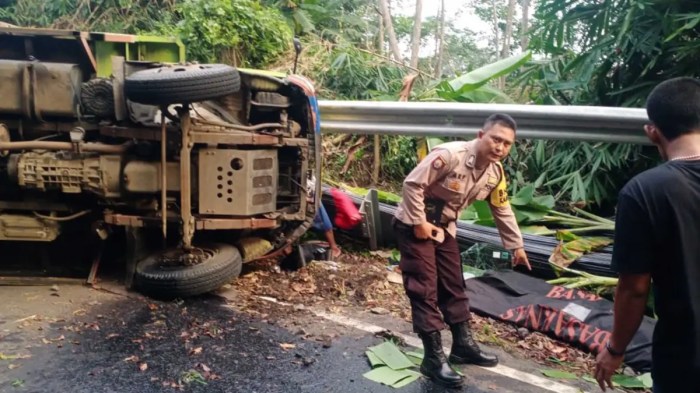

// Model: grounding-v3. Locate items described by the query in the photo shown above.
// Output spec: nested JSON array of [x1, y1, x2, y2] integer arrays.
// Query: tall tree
[[501, 0, 516, 58], [378, 0, 402, 62], [409, 0, 423, 69], [490, 0, 500, 58], [377, 0, 384, 55], [433, 0, 445, 77], [520, 0, 530, 50]]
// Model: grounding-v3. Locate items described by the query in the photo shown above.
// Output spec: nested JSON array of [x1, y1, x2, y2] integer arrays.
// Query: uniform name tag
[[446, 179, 462, 192]]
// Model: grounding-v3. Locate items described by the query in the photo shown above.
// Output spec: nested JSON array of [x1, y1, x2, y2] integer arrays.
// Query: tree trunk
[[520, 0, 530, 50], [379, 0, 402, 62], [378, 0, 385, 55], [433, 0, 445, 78], [409, 0, 423, 69], [491, 0, 500, 60], [501, 0, 516, 59], [491, 0, 504, 89], [374, 0, 386, 185]]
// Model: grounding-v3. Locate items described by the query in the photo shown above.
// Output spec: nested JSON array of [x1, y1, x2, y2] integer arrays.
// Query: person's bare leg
[[324, 230, 342, 258]]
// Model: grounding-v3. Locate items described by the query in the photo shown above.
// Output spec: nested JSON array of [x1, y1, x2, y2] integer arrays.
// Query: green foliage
[[506, 140, 658, 208], [265, 0, 375, 43], [435, 52, 531, 103], [159, 0, 292, 67], [505, 1, 699, 209], [0, 0, 292, 68], [0, 0, 174, 32], [381, 136, 417, 181], [287, 35, 406, 100], [522, 0, 700, 107]]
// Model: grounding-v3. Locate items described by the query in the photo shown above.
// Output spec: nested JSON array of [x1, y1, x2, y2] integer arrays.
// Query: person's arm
[[609, 273, 651, 352], [488, 163, 529, 268], [401, 149, 453, 238], [595, 186, 653, 391]]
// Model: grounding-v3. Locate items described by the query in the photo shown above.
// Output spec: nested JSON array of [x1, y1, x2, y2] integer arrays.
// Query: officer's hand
[[414, 222, 439, 240], [512, 248, 531, 270]]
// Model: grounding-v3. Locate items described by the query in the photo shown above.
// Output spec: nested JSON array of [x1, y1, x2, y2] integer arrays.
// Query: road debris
[[363, 340, 422, 388]]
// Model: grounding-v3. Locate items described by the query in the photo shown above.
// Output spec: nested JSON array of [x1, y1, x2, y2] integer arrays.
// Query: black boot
[[418, 331, 464, 387], [448, 321, 499, 367]]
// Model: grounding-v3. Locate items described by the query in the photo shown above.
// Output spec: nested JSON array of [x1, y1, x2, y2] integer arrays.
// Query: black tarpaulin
[[465, 270, 655, 373]]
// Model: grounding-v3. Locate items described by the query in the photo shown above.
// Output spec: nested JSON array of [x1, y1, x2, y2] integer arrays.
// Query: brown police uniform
[[393, 139, 523, 333]]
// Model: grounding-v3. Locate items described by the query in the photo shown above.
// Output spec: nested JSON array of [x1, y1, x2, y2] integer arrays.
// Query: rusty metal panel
[[123, 161, 182, 193], [0, 60, 83, 118], [190, 131, 279, 146], [194, 218, 278, 230], [198, 148, 278, 216], [0, 214, 60, 241]]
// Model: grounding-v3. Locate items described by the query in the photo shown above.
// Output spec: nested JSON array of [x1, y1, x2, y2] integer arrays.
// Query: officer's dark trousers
[[394, 222, 471, 333]]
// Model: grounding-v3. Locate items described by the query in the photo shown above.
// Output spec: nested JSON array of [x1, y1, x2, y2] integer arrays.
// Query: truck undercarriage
[[0, 27, 322, 298]]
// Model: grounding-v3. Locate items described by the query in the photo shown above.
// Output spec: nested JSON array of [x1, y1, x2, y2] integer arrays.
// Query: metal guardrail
[[318, 101, 651, 144]]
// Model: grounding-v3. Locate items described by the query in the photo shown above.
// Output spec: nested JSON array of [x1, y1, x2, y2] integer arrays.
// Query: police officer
[[393, 113, 531, 387]]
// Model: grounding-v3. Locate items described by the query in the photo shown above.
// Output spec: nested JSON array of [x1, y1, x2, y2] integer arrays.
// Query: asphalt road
[[0, 281, 598, 393]]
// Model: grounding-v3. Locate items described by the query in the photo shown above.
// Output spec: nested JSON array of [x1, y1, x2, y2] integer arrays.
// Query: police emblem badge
[[432, 156, 446, 170]]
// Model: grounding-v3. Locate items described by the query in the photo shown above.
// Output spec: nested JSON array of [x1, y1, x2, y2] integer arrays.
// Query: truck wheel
[[134, 243, 242, 299], [124, 64, 241, 105]]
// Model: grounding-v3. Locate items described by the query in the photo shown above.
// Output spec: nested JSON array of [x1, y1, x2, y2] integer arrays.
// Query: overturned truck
[[0, 27, 322, 298]]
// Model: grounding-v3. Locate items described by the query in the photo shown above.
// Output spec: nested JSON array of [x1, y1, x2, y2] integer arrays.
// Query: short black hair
[[484, 113, 517, 133], [646, 77, 700, 141]]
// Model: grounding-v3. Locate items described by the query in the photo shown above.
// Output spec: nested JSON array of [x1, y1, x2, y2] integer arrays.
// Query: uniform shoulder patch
[[432, 156, 446, 170], [490, 162, 510, 207]]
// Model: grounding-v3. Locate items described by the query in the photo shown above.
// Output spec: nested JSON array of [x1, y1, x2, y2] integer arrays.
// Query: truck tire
[[81, 78, 115, 118], [124, 64, 241, 105], [134, 243, 243, 299]]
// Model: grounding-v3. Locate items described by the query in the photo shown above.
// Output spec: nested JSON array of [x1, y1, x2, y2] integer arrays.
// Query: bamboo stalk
[[564, 224, 615, 234], [572, 206, 615, 225]]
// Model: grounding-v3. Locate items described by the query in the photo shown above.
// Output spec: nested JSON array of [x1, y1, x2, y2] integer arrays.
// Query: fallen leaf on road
[[8, 364, 19, 370], [138, 362, 148, 372], [106, 334, 120, 339], [386, 272, 403, 285], [123, 355, 140, 363], [13, 315, 37, 323], [291, 282, 317, 294], [189, 347, 203, 356], [369, 250, 394, 258], [279, 343, 296, 350], [197, 363, 211, 373]]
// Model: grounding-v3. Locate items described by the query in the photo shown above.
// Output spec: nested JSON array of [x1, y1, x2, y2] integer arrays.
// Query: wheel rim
[[157, 247, 216, 269]]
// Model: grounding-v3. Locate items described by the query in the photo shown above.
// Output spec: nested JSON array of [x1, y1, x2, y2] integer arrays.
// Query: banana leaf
[[550, 231, 613, 267], [437, 51, 532, 100], [341, 184, 402, 205]]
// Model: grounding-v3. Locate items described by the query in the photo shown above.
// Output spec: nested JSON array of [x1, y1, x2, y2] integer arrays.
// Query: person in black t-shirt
[[595, 77, 700, 392]]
